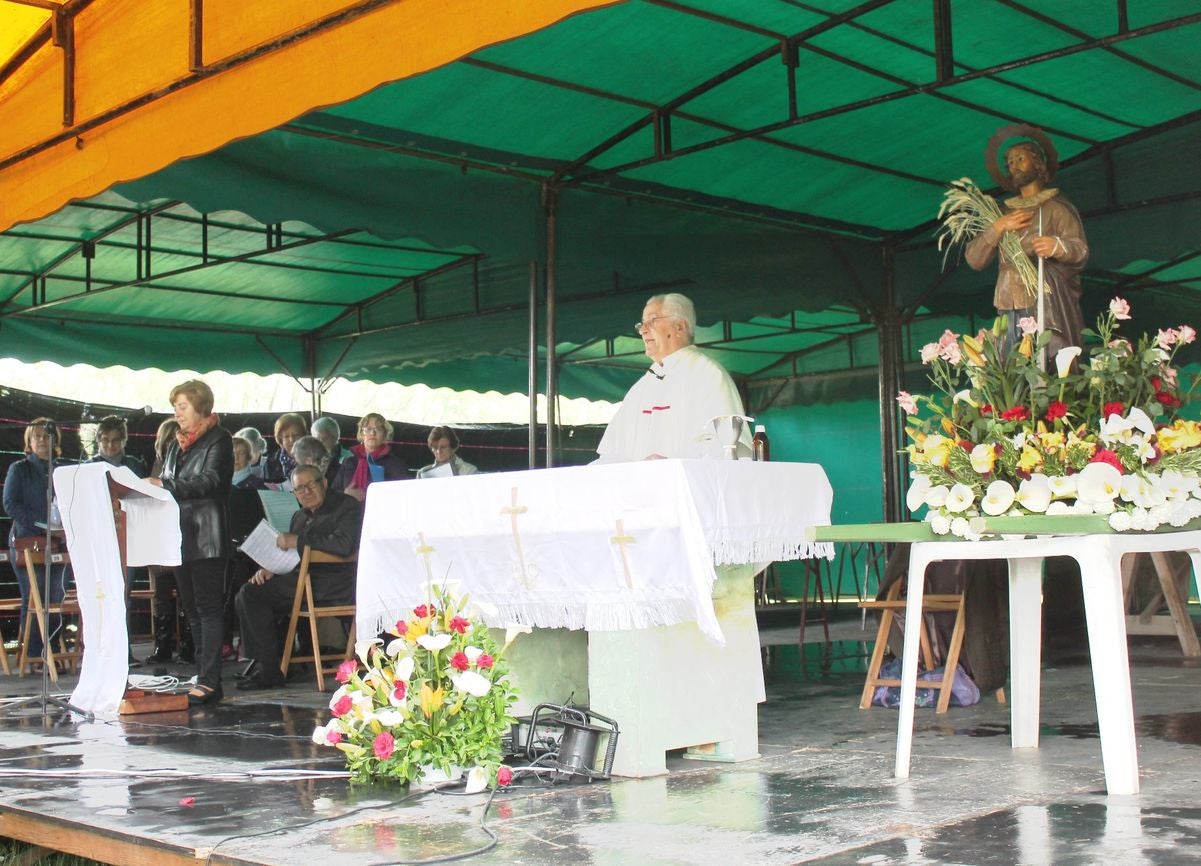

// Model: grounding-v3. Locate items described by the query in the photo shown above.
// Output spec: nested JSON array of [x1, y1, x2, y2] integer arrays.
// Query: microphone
[[80, 404, 154, 423]]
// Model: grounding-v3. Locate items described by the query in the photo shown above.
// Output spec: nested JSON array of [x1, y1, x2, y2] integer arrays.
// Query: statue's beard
[[1009, 166, 1042, 188]]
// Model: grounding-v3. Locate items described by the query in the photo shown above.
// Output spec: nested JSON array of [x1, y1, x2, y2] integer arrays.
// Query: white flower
[[1015, 474, 1052, 513], [464, 766, 489, 794], [374, 709, 404, 727], [906, 475, 932, 512], [1076, 462, 1123, 504], [944, 483, 976, 514], [1046, 501, 1072, 515], [970, 443, 998, 475], [1047, 474, 1078, 499], [1130, 507, 1154, 531], [981, 480, 1016, 516], [417, 633, 452, 651], [451, 670, 492, 697], [394, 655, 415, 682], [385, 638, 406, 657], [953, 389, 977, 407], [1155, 469, 1200, 502], [351, 694, 375, 721], [503, 625, 533, 649], [925, 484, 951, 508], [1099, 414, 1133, 445], [930, 514, 951, 535], [312, 725, 331, 745], [464, 646, 484, 664], [1011, 431, 1028, 450], [355, 638, 383, 665], [1126, 407, 1156, 437], [329, 686, 349, 710], [1054, 346, 1082, 378], [950, 517, 971, 538], [1120, 473, 1159, 508], [1109, 510, 1133, 532]]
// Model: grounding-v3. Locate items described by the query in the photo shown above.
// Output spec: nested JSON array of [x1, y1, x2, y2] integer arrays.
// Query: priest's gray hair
[[648, 292, 696, 340]]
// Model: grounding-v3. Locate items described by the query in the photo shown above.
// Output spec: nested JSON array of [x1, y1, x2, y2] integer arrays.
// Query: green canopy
[[2, 0, 1199, 404]]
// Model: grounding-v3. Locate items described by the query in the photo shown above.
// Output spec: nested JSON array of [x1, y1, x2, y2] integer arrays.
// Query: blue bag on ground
[[871, 658, 981, 708]]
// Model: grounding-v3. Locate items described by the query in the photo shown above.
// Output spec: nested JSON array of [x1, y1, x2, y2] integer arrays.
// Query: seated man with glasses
[[596, 292, 752, 463], [234, 464, 363, 690]]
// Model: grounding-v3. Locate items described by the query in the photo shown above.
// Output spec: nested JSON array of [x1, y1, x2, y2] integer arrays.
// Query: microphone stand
[[4, 421, 93, 720]]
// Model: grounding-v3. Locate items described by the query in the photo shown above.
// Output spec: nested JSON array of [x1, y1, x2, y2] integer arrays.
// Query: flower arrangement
[[898, 298, 1201, 539], [312, 583, 519, 790]]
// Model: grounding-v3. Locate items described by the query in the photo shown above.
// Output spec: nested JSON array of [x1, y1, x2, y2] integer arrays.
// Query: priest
[[596, 293, 752, 463]]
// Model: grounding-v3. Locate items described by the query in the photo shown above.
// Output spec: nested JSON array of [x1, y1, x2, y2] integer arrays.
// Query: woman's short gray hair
[[234, 427, 267, 459], [291, 435, 331, 474], [647, 292, 696, 339], [311, 416, 341, 439]]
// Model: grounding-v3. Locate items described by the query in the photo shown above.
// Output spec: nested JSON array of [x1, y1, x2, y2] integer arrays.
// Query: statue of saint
[[965, 124, 1089, 356]]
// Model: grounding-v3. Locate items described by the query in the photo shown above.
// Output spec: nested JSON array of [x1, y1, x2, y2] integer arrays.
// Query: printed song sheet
[[239, 519, 301, 574], [258, 490, 301, 531]]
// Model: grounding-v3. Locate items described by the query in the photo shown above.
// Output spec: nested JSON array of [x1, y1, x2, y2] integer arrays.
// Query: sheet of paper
[[239, 519, 301, 574], [258, 490, 301, 532], [422, 462, 454, 479], [108, 464, 177, 501]]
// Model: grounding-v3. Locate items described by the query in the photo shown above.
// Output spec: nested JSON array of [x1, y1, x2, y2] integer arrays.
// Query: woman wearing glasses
[[331, 413, 408, 501]]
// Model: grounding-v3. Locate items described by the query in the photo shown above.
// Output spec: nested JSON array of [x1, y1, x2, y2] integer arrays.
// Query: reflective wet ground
[[2, 625, 1201, 864]]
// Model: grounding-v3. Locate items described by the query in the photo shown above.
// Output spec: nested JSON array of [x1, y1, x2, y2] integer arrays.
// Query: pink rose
[[331, 695, 353, 718], [1018, 316, 1039, 337], [936, 330, 962, 365], [179, 797, 196, 807], [1109, 297, 1131, 320], [393, 620, 408, 635], [1178, 325, 1196, 345], [449, 616, 470, 634], [373, 731, 395, 760], [393, 682, 407, 701], [1158, 328, 1179, 350], [895, 391, 918, 416], [1162, 366, 1179, 387], [450, 652, 470, 672], [326, 729, 343, 745], [413, 605, 430, 618], [920, 342, 939, 364], [476, 653, 494, 670], [497, 766, 513, 786], [336, 659, 358, 684]]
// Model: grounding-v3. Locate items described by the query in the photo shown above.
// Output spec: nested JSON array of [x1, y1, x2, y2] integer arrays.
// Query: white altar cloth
[[356, 459, 834, 642], [54, 463, 180, 716]]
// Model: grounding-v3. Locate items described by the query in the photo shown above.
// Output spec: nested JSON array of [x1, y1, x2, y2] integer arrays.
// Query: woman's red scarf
[[350, 442, 390, 490], [176, 414, 220, 453]]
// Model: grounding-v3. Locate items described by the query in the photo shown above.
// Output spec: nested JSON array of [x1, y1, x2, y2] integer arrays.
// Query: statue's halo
[[985, 123, 1059, 192]]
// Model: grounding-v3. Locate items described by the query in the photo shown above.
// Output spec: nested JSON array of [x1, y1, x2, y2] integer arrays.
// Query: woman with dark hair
[[3, 418, 68, 659], [148, 380, 233, 706], [332, 413, 408, 501], [262, 413, 307, 484]]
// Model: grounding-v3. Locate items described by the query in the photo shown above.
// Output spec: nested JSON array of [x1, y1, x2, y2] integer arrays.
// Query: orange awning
[[0, 0, 619, 233]]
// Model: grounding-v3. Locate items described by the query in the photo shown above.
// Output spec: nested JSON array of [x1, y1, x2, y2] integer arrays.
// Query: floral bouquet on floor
[[897, 298, 1201, 539], [312, 583, 519, 790]]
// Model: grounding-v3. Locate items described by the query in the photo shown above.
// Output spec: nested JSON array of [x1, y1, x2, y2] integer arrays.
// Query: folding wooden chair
[[859, 578, 1003, 713], [0, 549, 18, 676], [18, 543, 82, 682], [279, 547, 357, 691]]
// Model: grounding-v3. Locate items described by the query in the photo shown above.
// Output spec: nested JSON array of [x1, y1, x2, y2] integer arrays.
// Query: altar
[[356, 459, 834, 776]]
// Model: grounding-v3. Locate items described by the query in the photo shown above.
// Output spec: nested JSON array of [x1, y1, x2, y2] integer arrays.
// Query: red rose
[[331, 695, 353, 717], [394, 620, 408, 635], [327, 730, 343, 745], [476, 653, 494, 669], [393, 682, 407, 701], [413, 605, 430, 618], [179, 797, 195, 807], [1090, 449, 1124, 471], [957, 439, 972, 451], [980, 403, 993, 415], [373, 731, 395, 760], [449, 616, 470, 634], [1044, 401, 1067, 422], [497, 766, 513, 786], [450, 651, 470, 672], [1000, 405, 1030, 422], [1157, 391, 1181, 409], [336, 659, 358, 684], [1151, 376, 1162, 390], [1102, 402, 1124, 419]]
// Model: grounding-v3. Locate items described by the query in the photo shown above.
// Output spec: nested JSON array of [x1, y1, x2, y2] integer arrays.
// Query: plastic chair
[[279, 547, 357, 691]]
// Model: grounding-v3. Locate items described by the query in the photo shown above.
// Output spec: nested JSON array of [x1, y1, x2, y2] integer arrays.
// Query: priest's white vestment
[[596, 344, 753, 462]]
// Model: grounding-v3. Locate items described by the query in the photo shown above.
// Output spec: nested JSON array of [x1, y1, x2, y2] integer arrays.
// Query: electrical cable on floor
[[0, 768, 349, 781]]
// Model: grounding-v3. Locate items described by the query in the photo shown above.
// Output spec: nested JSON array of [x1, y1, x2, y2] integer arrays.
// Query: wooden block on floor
[[118, 689, 188, 715]]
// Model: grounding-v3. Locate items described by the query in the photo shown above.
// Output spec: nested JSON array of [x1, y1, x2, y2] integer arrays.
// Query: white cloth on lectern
[[595, 345, 753, 463], [53, 463, 180, 716]]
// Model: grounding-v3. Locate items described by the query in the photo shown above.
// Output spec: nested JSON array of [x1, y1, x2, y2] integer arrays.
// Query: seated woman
[[3, 418, 69, 660], [234, 426, 268, 478], [262, 414, 306, 485], [231, 436, 267, 491], [292, 435, 333, 483], [332, 413, 407, 501], [416, 425, 479, 478], [89, 415, 148, 477]]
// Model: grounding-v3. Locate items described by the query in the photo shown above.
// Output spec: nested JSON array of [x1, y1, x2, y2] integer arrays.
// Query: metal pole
[[877, 245, 903, 524], [544, 187, 559, 469], [528, 261, 538, 470]]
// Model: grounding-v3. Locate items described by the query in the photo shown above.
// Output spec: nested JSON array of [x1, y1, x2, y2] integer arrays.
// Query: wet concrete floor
[[2, 626, 1201, 864]]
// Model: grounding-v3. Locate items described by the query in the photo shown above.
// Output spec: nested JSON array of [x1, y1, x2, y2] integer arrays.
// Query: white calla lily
[[981, 480, 1016, 516], [1076, 462, 1123, 504], [464, 766, 489, 794], [464, 646, 484, 664], [1126, 407, 1156, 437], [906, 476, 932, 512], [417, 633, 452, 651], [1054, 346, 1082, 378], [451, 670, 492, 697], [394, 655, 415, 682], [925, 484, 950, 508], [1015, 474, 1052, 513], [944, 483, 976, 514], [355, 638, 383, 665], [1047, 474, 1078, 499], [374, 709, 404, 727]]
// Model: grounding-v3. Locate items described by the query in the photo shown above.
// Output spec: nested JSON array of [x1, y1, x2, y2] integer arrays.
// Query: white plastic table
[[898, 530, 1201, 795]]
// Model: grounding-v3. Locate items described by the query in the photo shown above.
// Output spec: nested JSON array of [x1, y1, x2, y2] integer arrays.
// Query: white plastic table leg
[[1074, 539, 1140, 795], [894, 545, 934, 779], [1008, 556, 1044, 749]]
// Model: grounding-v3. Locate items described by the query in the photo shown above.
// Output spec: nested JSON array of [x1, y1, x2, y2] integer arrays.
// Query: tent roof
[[1, 1, 1200, 402]]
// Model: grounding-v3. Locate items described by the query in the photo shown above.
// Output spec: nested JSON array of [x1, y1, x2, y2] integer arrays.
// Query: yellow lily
[[418, 683, 445, 719], [962, 335, 987, 366]]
